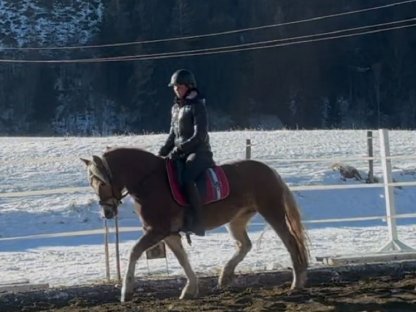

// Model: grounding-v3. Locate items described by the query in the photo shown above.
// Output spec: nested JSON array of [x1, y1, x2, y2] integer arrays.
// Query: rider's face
[[173, 84, 189, 99]]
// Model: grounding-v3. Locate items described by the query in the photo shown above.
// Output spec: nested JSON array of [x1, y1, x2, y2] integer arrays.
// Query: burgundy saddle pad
[[166, 159, 230, 206]]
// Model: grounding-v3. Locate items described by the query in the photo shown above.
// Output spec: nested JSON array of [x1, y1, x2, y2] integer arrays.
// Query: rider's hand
[[158, 146, 170, 157], [170, 147, 183, 160]]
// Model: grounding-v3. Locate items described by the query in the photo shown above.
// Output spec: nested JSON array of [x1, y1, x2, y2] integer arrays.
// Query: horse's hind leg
[[121, 230, 165, 302], [264, 216, 307, 290], [219, 211, 255, 288], [164, 234, 199, 299]]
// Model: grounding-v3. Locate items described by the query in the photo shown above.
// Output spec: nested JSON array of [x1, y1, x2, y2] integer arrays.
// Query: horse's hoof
[[120, 295, 132, 303], [218, 275, 234, 288], [120, 291, 133, 303], [179, 293, 193, 300], [287, 288, 299, 295], [179, 286, 199, 299], [180, 292, 199, 300], [210, 284, 225, 295]]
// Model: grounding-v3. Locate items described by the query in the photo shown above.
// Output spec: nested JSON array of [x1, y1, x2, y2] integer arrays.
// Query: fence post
[[246, 139, 251, 160], [367, 130, 374, 183], [378, 129, 413, 252], [104, 220, 111, 282]]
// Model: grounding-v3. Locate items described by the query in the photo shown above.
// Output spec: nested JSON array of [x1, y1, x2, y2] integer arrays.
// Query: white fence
[[1, 129, 415, 251], [0, 130, 416, 278]]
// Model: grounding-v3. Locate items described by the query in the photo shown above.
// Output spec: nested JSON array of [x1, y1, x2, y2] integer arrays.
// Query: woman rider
[[158, 69, 215, 236]]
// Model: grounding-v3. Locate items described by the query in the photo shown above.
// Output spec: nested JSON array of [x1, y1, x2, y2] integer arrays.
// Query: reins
[[99, 154, 159, 284], [100, 155, 129, 202], [99, 155, 124, 284]]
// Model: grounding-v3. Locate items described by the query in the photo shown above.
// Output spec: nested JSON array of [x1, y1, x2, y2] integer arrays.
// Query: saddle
[[166, 159, 230, 206]]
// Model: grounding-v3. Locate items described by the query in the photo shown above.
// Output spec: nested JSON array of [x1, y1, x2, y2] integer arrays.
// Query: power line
[[106, 17, 416, 61], [127, 22, 416, 61], [1, 0, 415, 51], [0, 17, 414, 63]]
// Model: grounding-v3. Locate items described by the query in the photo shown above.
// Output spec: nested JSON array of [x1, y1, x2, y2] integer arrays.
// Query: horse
[[81, 147, 309, 302]]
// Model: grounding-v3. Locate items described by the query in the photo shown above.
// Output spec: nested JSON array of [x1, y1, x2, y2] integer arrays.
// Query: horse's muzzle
[[99, 199, 119, 219], [102, 207, 117, 219]]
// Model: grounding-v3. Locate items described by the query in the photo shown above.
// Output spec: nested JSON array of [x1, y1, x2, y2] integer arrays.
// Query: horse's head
[[81, 155, 125, 219]]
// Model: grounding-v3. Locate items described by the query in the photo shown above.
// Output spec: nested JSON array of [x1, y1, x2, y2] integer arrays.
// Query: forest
[[0, 0, 415, 135]]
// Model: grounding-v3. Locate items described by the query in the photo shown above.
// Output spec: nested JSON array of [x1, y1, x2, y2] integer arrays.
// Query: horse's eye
[[91, 178, 103, 190]]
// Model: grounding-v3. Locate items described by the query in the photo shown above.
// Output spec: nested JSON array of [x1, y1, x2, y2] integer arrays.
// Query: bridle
[[85, 153, 162, 282], [86, 155, 128, 283], [89, 155, 128, 218], [88, 154, 160, 217]]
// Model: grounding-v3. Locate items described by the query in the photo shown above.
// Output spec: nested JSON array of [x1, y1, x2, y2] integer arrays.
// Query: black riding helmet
[[168, 69, 197, 88]]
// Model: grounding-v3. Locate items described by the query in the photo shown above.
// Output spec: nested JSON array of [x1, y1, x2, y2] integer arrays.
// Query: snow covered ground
[[0, 130, 415, 287]]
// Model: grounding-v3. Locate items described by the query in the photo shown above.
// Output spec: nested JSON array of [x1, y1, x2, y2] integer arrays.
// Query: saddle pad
[[166, 159, 230, 206]]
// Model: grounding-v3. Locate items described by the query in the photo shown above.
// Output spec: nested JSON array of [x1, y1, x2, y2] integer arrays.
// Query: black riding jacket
[[159, 88, 212, 158]]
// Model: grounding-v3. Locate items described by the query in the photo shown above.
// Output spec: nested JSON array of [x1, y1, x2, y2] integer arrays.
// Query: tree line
[[0, 0, 415, 135]]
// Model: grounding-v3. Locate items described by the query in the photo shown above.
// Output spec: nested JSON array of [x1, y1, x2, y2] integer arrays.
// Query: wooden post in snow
[[246, 139, 251, 160], [367, 130, 374, 183]]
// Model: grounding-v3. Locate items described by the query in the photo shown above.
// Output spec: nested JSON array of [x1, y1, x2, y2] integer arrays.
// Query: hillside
[[0, 0, 415, 134]]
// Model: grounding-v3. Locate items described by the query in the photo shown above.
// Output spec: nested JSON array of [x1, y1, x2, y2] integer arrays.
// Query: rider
[[158, 69, 215, 236]]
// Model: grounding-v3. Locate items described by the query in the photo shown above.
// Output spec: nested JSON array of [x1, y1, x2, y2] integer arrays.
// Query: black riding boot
[[184, 182, 205, 236]]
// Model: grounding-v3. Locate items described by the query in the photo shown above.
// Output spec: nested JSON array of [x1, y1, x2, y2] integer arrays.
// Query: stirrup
[[192, 225, 205, 237]]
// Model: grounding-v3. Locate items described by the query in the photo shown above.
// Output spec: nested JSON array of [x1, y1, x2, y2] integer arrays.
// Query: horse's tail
[[278, 172, 310, 268]]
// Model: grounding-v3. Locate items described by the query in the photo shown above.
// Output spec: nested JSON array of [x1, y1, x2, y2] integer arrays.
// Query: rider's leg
[[183, 181, 205, 236], [183, 153, 207, 236]]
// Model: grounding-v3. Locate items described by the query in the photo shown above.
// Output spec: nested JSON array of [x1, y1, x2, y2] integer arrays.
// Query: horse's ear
[[80, 158, 91, 166], [91, 155, 111, 184], [92, 155, 104, 168]]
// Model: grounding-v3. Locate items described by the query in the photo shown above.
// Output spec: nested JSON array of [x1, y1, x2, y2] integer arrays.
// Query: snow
[[0, 0, 103, 48], [0, 130, 415, 287]]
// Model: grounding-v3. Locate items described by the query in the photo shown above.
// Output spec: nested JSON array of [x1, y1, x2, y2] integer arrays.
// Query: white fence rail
[[0, 129, 415, 251]]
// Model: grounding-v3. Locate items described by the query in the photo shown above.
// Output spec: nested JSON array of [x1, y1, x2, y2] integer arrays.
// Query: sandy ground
[[1, 261, 416, 312]]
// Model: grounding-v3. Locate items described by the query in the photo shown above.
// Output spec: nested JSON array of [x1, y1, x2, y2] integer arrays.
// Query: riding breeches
[[181, 151, 215, 184]]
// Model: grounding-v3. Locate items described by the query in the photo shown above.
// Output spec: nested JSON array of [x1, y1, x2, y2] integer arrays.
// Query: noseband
[[99, 197, 124, 211], [90, 155, 128, 215]]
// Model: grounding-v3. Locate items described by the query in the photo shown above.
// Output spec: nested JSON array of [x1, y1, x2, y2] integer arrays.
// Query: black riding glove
[[158, 145, 171, 157], [170, 147, 183, 160]]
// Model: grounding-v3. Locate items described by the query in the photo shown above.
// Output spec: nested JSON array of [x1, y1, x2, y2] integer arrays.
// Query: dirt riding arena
[[2, 261, 416, 312]]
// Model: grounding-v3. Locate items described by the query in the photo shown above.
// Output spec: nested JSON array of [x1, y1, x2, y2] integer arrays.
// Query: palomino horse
[[81, 147, 309, 302]]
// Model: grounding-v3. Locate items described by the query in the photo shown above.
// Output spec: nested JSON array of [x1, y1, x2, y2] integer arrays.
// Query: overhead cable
[[107, 17, 416, 61], [0, 17, 414, 63], [1, 0, 415, 51]]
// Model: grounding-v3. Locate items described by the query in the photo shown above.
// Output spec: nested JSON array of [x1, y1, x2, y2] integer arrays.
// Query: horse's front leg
[[121, 231, 164, 302], [164, 234, 199, 299]]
